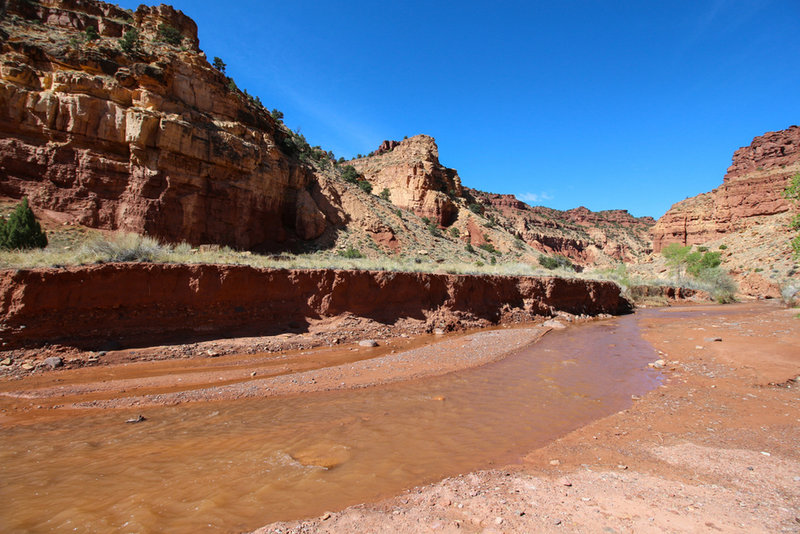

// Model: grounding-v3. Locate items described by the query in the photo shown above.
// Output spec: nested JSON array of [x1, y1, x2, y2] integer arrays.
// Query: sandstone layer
[[348, 135, 463, 227], [651, 126, 800, 252], [0, 263, 630, 350], [0, 0, 330, 250], [349, 136, 655, 266]]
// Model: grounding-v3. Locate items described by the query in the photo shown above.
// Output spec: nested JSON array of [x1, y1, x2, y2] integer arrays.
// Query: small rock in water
[[321, 512, 332, 521], [126, 415, 146, 424], [21, 363, 35, 371], [705, 337, 723, 342], [549, 459, 561, 466], [695, 345, 704, 350], [433, 328, 446, 335], [43, 356, 63, 369], [358, 339, 378, 347], [0, 357, 12, 366], [543, 319, 567, 330]]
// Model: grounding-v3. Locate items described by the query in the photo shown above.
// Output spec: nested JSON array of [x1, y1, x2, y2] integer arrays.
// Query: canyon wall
[[0, 0, 330, 250], [652, 126, 800, 252], [0, 264, 631, 349]]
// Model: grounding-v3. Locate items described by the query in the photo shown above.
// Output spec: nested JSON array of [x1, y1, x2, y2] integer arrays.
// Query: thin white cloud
[[518, 192, 553, 204]]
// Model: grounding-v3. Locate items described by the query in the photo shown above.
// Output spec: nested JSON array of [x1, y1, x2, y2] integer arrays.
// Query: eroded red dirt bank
[[0, 264, 630, 351]]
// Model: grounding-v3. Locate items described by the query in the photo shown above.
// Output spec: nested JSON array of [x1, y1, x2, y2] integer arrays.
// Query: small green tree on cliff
[[212, 56, 226, 74], [0, 198, 48, 250], [784, 172, 800, 257], [119, 29, 140, 54]]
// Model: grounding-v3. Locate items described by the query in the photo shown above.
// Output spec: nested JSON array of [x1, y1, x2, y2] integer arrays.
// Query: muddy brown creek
[[0, 312, 662, 532]]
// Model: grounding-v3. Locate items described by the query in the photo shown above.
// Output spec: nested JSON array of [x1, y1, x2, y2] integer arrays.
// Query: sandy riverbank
[[256, 301, 800, 533]]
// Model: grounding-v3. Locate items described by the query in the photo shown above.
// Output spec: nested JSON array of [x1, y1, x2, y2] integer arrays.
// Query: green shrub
[[719, 244, 728, 250], [338, 247, 363, 259], [478, 243, 500, 255], [538, 254, 574, 271], [697, 246, 708, 252], [118, 29, 140, 53], [358, 180, 373, 194], [157, 24, 183, 46], [465, 243, 475, 253], [84, 26, 100, 41], [0, 198, 48, 250], [270, 108, 284, 121], [686, 251, 721, 276], [490, 256, 496, 265], [427, 222, 441, 237], [379, 188, 391, 201], [784, 172, 800, 257], [341, 165, 360, 184], [468, 202, 484, 215], [449, 227, 460, 238]]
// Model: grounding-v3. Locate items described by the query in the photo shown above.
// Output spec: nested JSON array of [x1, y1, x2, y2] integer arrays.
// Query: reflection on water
[[0, 313, 660, 532]]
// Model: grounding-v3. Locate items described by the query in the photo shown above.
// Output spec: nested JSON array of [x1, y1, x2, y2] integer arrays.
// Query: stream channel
[[0, 310, 663, 532]]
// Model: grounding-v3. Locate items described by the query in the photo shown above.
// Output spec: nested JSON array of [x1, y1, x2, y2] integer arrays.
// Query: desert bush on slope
[[661, 243, 736, 303], [0, 198, 48, 250]]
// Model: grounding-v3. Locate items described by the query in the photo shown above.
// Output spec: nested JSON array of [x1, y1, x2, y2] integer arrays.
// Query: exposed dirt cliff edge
[[0, 264, 630, 350]]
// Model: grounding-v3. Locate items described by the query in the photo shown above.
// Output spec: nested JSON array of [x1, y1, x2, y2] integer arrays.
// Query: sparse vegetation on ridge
[[783, 172, 800, 258], [156, 23, 183, 46]]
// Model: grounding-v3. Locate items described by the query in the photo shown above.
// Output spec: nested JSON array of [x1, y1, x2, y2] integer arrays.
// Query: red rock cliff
[[348, 135, 463, 226], [652, 126, 800, 252], [0, 0, 330, 250]]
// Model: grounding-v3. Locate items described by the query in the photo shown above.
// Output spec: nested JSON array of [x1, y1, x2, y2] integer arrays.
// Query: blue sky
[[117, 1, 800, 218]]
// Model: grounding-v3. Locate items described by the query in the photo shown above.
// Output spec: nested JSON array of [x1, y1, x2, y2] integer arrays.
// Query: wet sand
[[256, 301, 800, 533]]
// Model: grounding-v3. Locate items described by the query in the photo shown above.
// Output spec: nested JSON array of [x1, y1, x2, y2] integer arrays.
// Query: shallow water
[[0, 312, 661, 533]]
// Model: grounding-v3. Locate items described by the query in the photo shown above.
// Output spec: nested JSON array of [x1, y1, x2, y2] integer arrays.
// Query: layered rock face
[[0, 0, 328, 250], [348, 135, 463, 226], [652, 126, 800, 252], [349, 136, 654, 264], [466, 188, 655, 264], [0, 263, 632, 349]]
